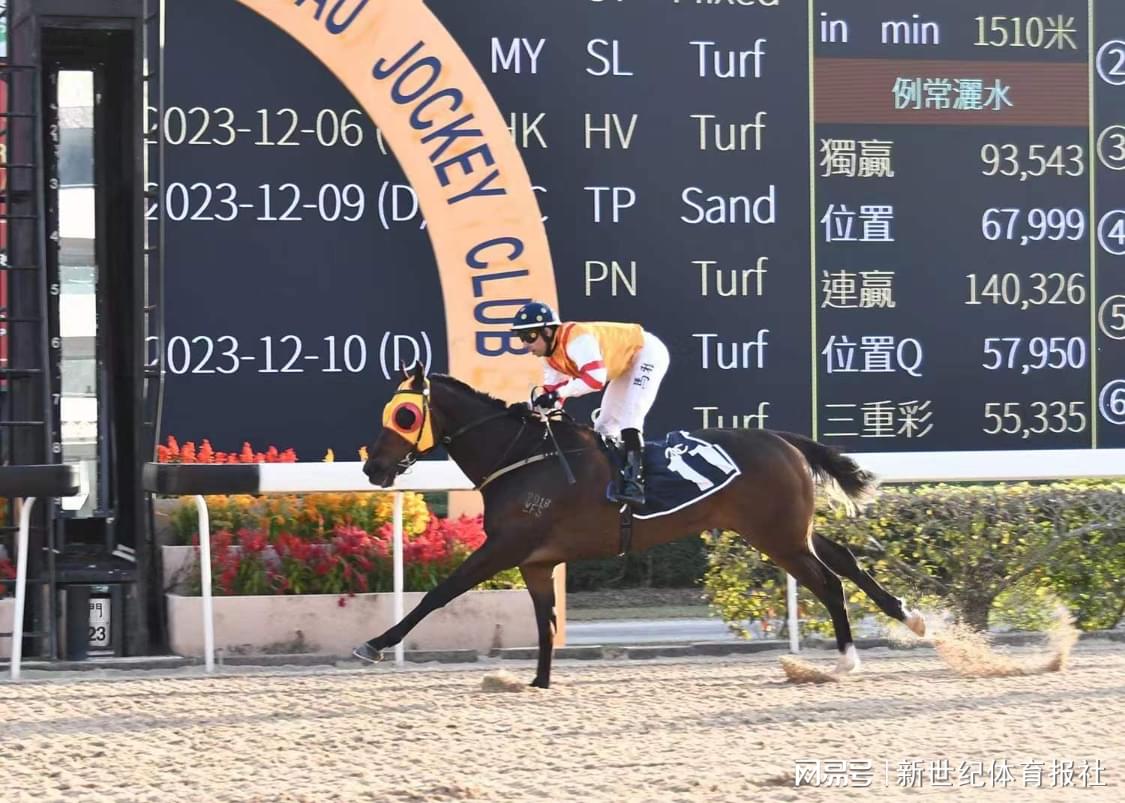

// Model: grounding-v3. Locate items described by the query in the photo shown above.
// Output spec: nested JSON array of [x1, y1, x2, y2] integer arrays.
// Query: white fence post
[[10, 497, 37, 681], [786, 575, 799, 653], [393, 491, 404, 666], [195, 495, 215, 673]]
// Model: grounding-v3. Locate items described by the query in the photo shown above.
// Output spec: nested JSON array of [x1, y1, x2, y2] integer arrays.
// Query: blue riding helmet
[[511, 301, 561, 331]]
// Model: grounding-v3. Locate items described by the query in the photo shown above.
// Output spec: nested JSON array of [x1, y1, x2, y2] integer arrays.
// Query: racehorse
[[355, 363, 926, 687]]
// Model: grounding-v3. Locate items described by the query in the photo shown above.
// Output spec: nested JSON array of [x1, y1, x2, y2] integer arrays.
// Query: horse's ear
[[409, 360, 425, 389]]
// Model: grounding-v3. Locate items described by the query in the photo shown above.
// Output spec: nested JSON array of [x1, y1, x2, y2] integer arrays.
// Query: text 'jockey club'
[[297, 0, 540, 358]]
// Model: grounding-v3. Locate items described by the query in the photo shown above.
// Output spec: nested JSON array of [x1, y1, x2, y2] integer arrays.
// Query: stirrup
[[613, 478, 646, 506], [613, 445, 645, 504]]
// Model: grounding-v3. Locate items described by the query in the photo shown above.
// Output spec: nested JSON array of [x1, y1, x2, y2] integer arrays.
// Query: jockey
[[510, 301, 670, 506]]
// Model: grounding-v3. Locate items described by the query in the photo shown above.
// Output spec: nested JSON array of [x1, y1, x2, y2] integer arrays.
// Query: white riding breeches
[[593, 332, 670, 439]]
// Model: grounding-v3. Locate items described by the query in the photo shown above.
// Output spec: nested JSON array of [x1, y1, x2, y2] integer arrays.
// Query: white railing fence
[[147, 448, 1125, 672], [145, 460, 475, 672], [2, 434, 1120, 682], [2, 465, 82, 680]]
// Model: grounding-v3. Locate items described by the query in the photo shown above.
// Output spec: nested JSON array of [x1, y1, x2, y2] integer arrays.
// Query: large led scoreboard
[[149, 0, 1125, 470]]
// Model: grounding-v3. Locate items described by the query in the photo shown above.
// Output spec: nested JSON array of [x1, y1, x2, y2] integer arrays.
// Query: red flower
[[160, 435, 300, 463], [313, 550, 337, 576], [186, 499, 490, 597], [0, 557, 16, 596], [211, 529, 234, 553], [239, 529, 269, 554], [442, 514, 488, 552], [219, 559, 239, 594], [276, 532, 314, 562]]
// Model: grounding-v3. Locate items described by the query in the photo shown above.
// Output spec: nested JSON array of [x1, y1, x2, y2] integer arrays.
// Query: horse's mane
[[430, 373, 594, 433]]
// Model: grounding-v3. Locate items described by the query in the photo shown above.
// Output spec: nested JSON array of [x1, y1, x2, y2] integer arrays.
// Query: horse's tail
[[776, 432, 879, 516]]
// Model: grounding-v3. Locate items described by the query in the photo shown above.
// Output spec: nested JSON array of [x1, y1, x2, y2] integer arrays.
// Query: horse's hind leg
[[771, 547, 859, 674], [519, 562, 558, 688], [812, 533, 926, 637]]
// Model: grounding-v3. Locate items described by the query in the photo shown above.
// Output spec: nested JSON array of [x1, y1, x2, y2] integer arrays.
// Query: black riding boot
[[615, 429, 646, 506]]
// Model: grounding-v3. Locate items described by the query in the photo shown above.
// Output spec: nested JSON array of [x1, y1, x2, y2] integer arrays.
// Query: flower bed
[[169, 514, 522, 597], [157, 435, 297, 464], [158, 436, 522, 594], [157, 437, 533, 655]]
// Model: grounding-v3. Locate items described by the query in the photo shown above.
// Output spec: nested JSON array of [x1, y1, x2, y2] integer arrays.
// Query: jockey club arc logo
[[233, 0, 558, 402]]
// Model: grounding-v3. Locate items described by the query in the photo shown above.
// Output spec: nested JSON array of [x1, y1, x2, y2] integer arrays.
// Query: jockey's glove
[[533, 389, 560, 410]]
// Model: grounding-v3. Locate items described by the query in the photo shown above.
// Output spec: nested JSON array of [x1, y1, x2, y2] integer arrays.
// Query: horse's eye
[[394, 404, 419, 431]]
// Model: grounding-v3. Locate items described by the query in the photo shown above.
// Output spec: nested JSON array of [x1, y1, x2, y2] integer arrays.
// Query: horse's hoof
[[529, 677, 550, 689], [833, 644, 861, 675], [905, 610, 927, 637], [352, 643, 384, 664]]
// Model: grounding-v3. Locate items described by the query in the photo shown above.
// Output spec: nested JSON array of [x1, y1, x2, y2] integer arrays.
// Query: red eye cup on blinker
[[392, 403, 421, 433]]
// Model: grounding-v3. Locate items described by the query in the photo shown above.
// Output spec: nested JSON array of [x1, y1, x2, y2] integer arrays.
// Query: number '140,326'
[[966, 272, 1085, 308]]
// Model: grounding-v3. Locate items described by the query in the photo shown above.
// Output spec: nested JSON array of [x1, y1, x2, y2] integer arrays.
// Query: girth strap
[[618, 504, 634, 556]]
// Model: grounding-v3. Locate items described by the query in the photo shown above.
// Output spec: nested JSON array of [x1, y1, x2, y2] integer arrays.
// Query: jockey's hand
[[533, 389, 560, 410]]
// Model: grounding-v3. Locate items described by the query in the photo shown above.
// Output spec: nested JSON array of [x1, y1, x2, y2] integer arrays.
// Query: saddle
[[598, 431, 742, 556]]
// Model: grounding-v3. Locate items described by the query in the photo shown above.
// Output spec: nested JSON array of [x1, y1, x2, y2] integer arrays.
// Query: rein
[[477, 447, 589, 490], [395, 397, 589, 490]]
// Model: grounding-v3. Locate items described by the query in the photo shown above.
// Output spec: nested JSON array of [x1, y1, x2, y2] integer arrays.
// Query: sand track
[[1, 643, 1121, 802]]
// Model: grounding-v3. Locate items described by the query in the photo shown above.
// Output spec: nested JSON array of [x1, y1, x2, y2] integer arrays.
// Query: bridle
[[385, 382, 584, 490], [385, 386, 434, 474]]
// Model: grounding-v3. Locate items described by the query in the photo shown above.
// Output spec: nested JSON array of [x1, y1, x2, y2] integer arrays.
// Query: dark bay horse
[[356, 363, 926, 687]]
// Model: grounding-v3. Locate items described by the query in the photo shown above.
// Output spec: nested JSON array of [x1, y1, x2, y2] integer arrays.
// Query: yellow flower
[[368, 491, 430, 535]]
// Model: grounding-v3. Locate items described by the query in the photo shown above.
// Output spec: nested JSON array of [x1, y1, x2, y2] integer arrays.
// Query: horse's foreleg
[[354, 541, 524, 661], [519, 562, 558, 688]]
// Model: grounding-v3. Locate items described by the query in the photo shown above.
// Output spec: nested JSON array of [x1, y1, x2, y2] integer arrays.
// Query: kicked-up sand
[[1, 641, 1122, 802]]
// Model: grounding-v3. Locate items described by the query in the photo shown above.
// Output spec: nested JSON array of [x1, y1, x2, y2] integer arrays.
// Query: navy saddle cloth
[[605, 431, 742, 519]]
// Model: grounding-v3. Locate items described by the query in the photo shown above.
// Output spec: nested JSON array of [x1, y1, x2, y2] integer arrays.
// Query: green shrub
[[566, 536, 709, 591], [702, 480, 1125, 635]]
